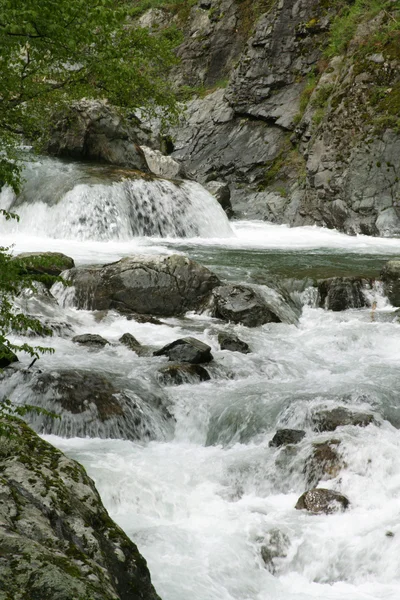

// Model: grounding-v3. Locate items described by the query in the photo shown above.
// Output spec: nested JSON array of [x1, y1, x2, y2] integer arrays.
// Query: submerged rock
[[382, 260, 400, 306], [154, 337, 213, 364], [157, 363, 211, 385], [16, 369, 173, 441], [318, 277, 369, 311], [311, 407, 376, 432], [295, 488, 350, 514], [72, 333, 109, 347], [211, 284, 281, 327], [269, 429, 306, 448], [304, 440, 344, 488], [218, 332, 250, 353], [68, 254, 220, 317], [0, 343, 18, 369], [0, 418, 160, 600], [260, 529, 290, 574]]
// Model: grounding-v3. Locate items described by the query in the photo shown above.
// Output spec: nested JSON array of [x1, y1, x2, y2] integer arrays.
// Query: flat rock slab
[[68, 254, 220, 317], [154, 337, 213, 364], [295, 488, 350, 514]]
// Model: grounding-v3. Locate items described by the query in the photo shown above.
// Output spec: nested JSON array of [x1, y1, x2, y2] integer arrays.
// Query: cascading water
[[0, 156, 233, 240], [3, 154, 400, 600]]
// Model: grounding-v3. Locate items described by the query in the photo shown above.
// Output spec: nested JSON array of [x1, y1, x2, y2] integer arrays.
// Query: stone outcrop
[[72, 333, 109, 347], [304, 440, 344, 488], [13, 252, 75, 277], [67, 254, 221, 317], [45, 100, 150, 171], [0, 418, 160, 600]]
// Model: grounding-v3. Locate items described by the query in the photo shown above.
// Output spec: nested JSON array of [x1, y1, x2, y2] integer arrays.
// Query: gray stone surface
[[67, 254, 221, 317], [211, 284, 281, 327], [154, 337, 213, 364], [0, 419, 160, 600], [295, 488, 350, 514]]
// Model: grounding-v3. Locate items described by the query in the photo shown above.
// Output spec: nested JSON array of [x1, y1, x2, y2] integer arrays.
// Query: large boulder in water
[[12, 369, 174, 441], [210, 284, 281, 327], [157, 363, 211, 385], [311, 407, 376, 432], [0, 418, 160, 600], [154, 337, 213, 364], [269, 429, 306, 448], [382, 260, 400, 306], [295, 488, 350, 514], [317, 277, 369, 311], [13, 251, 75, 277], [304, 440, 344, 488], [67, 254, 221, 317], [45, 99, 149, 171]]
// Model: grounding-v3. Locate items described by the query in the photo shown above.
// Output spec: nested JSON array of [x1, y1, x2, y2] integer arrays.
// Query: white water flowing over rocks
[[2, 156, 400, 600]]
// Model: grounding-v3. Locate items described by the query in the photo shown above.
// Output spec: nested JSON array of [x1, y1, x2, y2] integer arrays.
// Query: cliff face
[[148, 0, 400, 236]]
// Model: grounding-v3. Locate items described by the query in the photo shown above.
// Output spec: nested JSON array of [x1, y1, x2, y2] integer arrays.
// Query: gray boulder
[[269, 429, 306, 448], [67, 254, 221, 317], [119, 333, 142, 353], [72, 333, 109, 347], [204, 181, 233, 217], [295, 488, 350, 514], [318, 277, 369, 311], [311, 407, 376, 432], [0, 418, 160, 600], [154, 337, 213, 364], [211, 284, 281, 327], [218, 332, 250, 353], [45, 100, 149, 171], [157, 363, 211, 385], [382, 260, 400, 306]]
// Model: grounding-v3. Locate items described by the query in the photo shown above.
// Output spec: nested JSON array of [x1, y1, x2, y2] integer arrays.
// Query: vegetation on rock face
[[0, 0, 180, 191]]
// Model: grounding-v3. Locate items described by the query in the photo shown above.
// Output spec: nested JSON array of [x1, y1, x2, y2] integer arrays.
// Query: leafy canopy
[[0, 0, 180, 190]]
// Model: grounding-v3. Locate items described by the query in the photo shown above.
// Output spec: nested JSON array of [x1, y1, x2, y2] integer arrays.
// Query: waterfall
[[0, 156, 234, 240]]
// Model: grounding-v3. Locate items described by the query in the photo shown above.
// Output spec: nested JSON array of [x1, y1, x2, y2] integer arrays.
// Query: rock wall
[[161, 0, 400, 236]]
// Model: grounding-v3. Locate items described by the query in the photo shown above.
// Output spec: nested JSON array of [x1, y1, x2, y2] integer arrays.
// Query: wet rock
[[218, 332, 250, 353], [304, 440, 344, 488], [318, 277, 368, 311], [0, 343, 18, 369], [72, 333, 109, 347], [260, 529, 290, 574], [382, 260, 400, 306], [269, 429, 306, 448], [68, 254, 220, 317], [311, 407, 376, 432], [157, 363, 211, 386], [141, 145, 184, 179], [154, 337, 213, 364], [13, 251, 75, 277], [17, 369, 173, 441], [45, 99, 150, 171], [204, 181, 233, 217], [295, 488, 350, 514], [211, 284, 281, 327], [0, 418, 160, 600], [119, 333, 142, 352]]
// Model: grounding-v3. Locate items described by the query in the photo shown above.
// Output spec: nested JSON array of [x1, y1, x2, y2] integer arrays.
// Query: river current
[[1, 158, 400, 600]]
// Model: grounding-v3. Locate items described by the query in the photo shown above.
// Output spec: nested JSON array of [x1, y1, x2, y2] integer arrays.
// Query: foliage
[[0, 0, 180, 191]]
